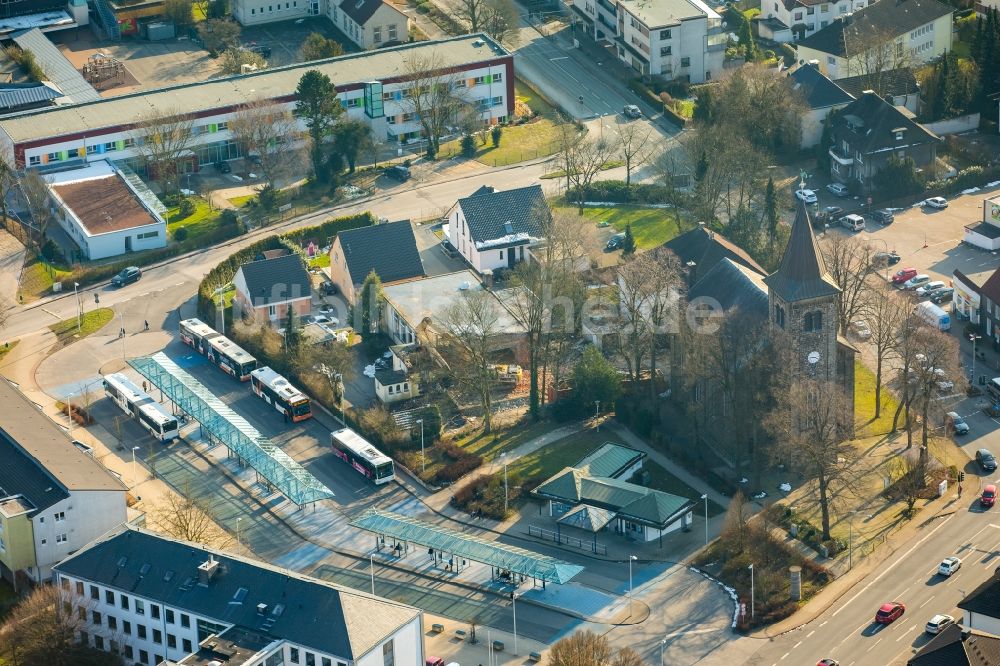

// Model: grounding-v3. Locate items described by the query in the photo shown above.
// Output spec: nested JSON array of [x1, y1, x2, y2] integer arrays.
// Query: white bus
[[249, 367, 312, 422], [102, 373, 179, 442], [179, 318, 222, 354], [331, 428, 395, 484], [206, 335, 257, 381]]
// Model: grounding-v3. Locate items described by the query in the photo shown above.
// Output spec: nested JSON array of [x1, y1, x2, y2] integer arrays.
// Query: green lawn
[[0, 339, 19, 364], [452, 420, 560, 464], [575, 205, 684, 249], [20, 257, 72, 301], [229, 194, 256, 208], [166, 198, 225, 243], [540, 160, 624, 180], [507, 429, 613, 482], [854, 359, 900, 437], [48, 308, 114, 346], [309, 253, 330, 269], [643, 460, 725, 516]]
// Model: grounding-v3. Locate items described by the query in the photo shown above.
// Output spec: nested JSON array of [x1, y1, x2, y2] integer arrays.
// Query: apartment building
[[0, 379, 127, 590], [329, 0, 409, 49], [759, 0, 869, 43], [571, 0, 726, 82], [0, 35, 513, 171], [231, 0, 315, 25], [54, 526, 425, 666]]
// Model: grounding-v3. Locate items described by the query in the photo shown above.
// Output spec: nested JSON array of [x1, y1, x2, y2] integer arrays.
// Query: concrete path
[[0, 228, 25, 306]]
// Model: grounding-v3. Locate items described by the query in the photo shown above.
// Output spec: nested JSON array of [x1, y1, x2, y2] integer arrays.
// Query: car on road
[[385, 165, 411, 181], [946, 412, 969, 435], [850, 319, 871, 340], [111, 266, 142, 287], [795, 189, 818, 204], [815, 206, 843, 225], [892, 268, 918, 285], [903, 274, 931, 290], [925, 614, 955, 634], [872, 251, 901, 267], [977, 448, 997, 472], [928, 287, 955, 304], [938, 556, 961, 576], [606, 232, 627, 251], [871, 209, 895, 225], [924, 196, 949, 209], [875, 601, 906, 624], [826, 183, 850, 197], [623, 104, 642, 119], [817, 660, 839, 666], [916, 280, 946, 298], [982, 484, 997, 508]]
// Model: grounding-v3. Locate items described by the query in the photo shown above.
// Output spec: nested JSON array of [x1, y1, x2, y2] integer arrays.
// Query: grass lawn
[[166, 198, 225, 243], [48, 308, 114, 347], [575, 205, 684, 249], [643, 460, 725, 516], [507, 429, 613, 482], [540, 160, 624, 180], [309, 253, 330, 269], [451, 420, 559, 464], [854, 360, 899, 437], [671, 99, 695, 119], [0, 339, 19, 364], [229, 194, 256, 208], [20, 256, 72, 302]]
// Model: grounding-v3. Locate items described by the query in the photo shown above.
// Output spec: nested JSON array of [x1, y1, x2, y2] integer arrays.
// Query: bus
[[103, 373, 179, 442], [249, 367, 312, 422], [330, 428, 395, 484], [179, 318, 222, 354], [206, 335, 257, 381]]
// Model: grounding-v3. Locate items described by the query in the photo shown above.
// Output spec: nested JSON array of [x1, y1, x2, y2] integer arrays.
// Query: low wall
[[923, 113, 980, 136]]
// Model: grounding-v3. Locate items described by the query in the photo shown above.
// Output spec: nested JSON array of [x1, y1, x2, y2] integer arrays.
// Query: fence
[[527, 524, 608, 555]]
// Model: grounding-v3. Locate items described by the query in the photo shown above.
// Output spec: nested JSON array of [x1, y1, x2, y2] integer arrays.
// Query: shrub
[[491, 125, 503, 148], [566, 180, 680, 204], [172, 226, 189, 242], [219, 209, 239, 225], [460, 135, 476, 158], [177, 197, 196, 219], [779, 43, 796, 67], [40, 238, 66, 265], [434, 455, 482, 483]]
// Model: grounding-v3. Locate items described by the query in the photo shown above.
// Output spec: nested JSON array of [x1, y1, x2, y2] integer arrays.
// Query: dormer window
[[895, 131, 903, 140]]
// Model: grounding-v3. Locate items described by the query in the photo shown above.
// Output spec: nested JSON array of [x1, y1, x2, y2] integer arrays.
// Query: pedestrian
[[959, 484, 963, 498], [144, 320, 149, 331], [283, 410, 288, 423]]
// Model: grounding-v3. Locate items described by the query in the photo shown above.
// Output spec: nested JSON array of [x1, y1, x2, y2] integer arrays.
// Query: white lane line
[[793, 641, 802, 649], [919, 598, 934, 608], [779, 653, 789, 661], [820, 621, 828, 627], [549, 56, 568, 61], [832, 513, 955, 617], [807, 630, 816, 638], [174, 282, 185, 286], [897, 624, 917, 641], [867, 638, 882, 652]]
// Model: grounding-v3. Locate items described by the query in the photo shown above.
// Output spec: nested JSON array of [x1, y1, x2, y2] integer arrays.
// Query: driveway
[[413, 222, 468, 276]]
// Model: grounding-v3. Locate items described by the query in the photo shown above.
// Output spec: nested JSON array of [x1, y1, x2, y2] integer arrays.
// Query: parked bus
[[206, 336, 257, 381], [330, 427, 395, 484], [249, 367, 312, 422], [103, 373, 179, 442], [914, 301, 951, 331], [179, 318, 222, 354]]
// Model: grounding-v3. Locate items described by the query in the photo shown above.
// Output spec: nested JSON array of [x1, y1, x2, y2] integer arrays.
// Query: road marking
[[867, 638, 882, 651], [793, 641, 802, 649], [41, 308, 60, 319], [807, 630, 816, 638], [832, 513, 955, 617], [659, 628, 720, 639], [919, 598, 933, 608], [897, 624, 917, 641], [820, 621, 828, 627], [549, 56, 568, 61], [174, 282, 185, 286], [779, 653, 789, 661]]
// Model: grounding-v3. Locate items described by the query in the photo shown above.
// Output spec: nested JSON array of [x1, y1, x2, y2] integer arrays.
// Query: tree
[[572, 346, 622, 415], [617, 119, 653, 187], [284, 304, 300, 353], [333, 120, 372, 173], [907, 325, 962, 467], [874, 156, 925, 198], [844, 25, 915, 97], [400, 52, 474, 158], [148, 484, 233, 549], [219, 47, 267, 75], [456, 0, 488, 31], [737, 16, 759, 61], [229, 98, 300, 187], [19, 169, 53, 251], [864, 289, 908, 418], [820, 234, 874, 337], [164, 0, 194, 28], [197, 18, 241, 56], [491, 124, 503, 147], [358, 270, 383, 334], [550, 630, 644, 666], [481, 0, 520, 46], [621, 223, 635, 256], [294, 70, 344, 179], [890, 453, 926, 517], [131, 108, 195, 193], [719, 491, 751, 553], [763, 177, 778, 245], [206, 0, 228, 17], [0, 586, 123, 666], [301, 32, 344, 61], [563, 134, 617, 211], [441, 289, 504, 433]]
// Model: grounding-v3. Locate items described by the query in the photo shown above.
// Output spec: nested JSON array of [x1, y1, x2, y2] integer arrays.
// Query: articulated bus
[[249, 367, 312, 422], [179, 318, 221, 354], [103, 373, 179, 442], [178, 318, 257, 381], [330, 427, 395, 484]]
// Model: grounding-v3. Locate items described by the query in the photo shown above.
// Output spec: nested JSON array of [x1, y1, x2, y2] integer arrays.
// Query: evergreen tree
[[358, 270, 383, 335], [971, 15, 984, 66], [622, 223, 636, 256], [737, 17, 759, 61], [294, 70, 344, 180], [284, 305, 300, 353]]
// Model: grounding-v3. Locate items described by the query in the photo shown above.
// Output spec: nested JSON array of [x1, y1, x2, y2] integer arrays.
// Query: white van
[[914, 301, 951, 331], [840, 214, 866, 232]]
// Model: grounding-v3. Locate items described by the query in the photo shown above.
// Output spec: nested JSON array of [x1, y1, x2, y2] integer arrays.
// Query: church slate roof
[[663, 225, 765, 283], [688, 257, 769, 318], [764, 200, 840, 302]]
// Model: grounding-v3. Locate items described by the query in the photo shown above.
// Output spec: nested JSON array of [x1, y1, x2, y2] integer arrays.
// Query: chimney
[[197, 556, 220, 586], [808, 59, 819, 69], [843, 11, 852, 25], [482, 268, 494, 290], [685, 260, 698, 289], [257, 603, 269, 615]]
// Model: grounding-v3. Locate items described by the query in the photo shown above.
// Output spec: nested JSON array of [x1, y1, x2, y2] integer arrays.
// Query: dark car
[[111, 266, 142, 287], [872, 251, 901, 268], [929, 287, 955, 304], [872, 209, 895, 225], [250, 45, 272, 58], [875, 601, 905, 624], [606, 232, 626, 251], [386, 165, 411, 182], [441, 239, 458, 257], [977, 448, 997, 472], [816, 206, 843, 223], [216, 161, 232, 174]]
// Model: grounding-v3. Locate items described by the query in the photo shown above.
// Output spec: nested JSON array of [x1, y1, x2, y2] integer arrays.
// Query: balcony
[[829, 147, 854, 166], [596, 0, 616, 16]]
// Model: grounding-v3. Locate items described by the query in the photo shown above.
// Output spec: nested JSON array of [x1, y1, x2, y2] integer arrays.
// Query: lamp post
[[74, 282, 81, 331], [659, 639, 666, 666], [370, 552, 376, 595], [236, 517, 242, 555], [971, 333, 983, 383], [511, 591, 519, 655], [701, 493, 709, 546], [748, 564, 755, 618], [595, 400, 601, 431], [131, 446, 140, 486], [628, 554, 637, 617], [416, 418, 425, 472]]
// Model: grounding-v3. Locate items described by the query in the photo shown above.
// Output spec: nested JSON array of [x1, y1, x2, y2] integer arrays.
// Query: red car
[[892, 268, 918, 285], [875, 602, 906, 624], [982, 485, 997, 508], [817, 660, 840, 666]]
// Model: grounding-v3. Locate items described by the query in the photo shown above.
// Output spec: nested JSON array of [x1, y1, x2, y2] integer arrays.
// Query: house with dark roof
[[835, 68, 921, 114], [908, 624, 1000, 666], [797, 0, 954, 79], [331, 0, 409, 49], [827, 91, 940, 189], [0, 378, 127, 591], [959, 574, 1000, 636], [664, 224, 765, 287], [757, 0, 870, 43], [788, 62, 855, 148], [233, 253, 313, 326], [0, 82, 64, 115], [54, 525, 424, 666], [328, 220, 425, 304], [446, 184, 549, 276]]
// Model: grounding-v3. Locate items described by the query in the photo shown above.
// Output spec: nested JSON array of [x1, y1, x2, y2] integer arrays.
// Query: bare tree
[[19, 169, 52, 251], [844, 26, 916, 98], [400, 52, 474, 158], [148, 484, 233, 549], [131, 108, 195, 193], [481, 0, 520, 46], [228, 98, 301, 187], [652, 142, 692, 232], [821, 234, 874, 337], [907, 325, 962, 468], [550, 630, 644, 666], [565, 134, 616, 211], [456, 0, 488, 31], [617, 119, 653, 187], [864, 289, 908, 418], [890, 453, 926, 517], [219, 47, 267, 75]]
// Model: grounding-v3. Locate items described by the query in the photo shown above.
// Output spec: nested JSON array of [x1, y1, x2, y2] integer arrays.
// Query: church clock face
[[807, 351, 821, 365]]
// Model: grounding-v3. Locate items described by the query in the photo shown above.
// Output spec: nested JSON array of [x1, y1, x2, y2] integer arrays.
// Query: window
[[63, 601, 72, 615], [151, 605, 160, 620], [120, 595, 130, 610], [388, 24, 397, 40], [136, 599, 145, 616], [493, 72, 502, 82], [345, 97, 361, 108], [61, 578, 70, 591], [251, 7, 255, 13], [124, 646, 134, 660], [180, 614, 190, 628], [47, 152, 60, 162], [659, 29, 671, 39], [104, 141, 117, 151], [167, 634, 176, 649], [290, 648, 300, 663], [122, 138, 135, 149], [804, 311, 823, 332], [383, 639, 395, 666], [322, 660, 332, 666], [183, 639, 192, 653], [108, 615, 117, 631], [79, 630, 89, 646], [775, 304, 786, 329], [373, 27, 382, 42], [166, 609, 174, 624], [218, 121, 228, 131], [680, 57, 690, 67], [90, 585, 100, 600], [40, 538, 46, 545], [75, 581, 84, 595], [268, 304, 276, 317], [105, 590, 114, 604], [94, 636, 104, 650], [92, 610, 102, 625], [660, 46, 671, 56], [78, 607, 86, 621], [56, 533, 67, 544], [153, 629, 162, 644], [139, 650, 149, 665], [499, 250, 504, 259], [123, 621, 131, 636], [137, 624, 147, 640], [28, 155, 40, 166], [67, 148, 80, 159]]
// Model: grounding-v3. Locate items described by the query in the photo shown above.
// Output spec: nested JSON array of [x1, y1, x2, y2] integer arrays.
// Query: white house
[[787, 62, 855, 148], [570, 0, 726, 82], [46, 161, 167, 261], [231, 0, 314, 26], [958, 574, 1000, 636], [329, 0, 410, 49], [760, 0, 869, 43], [54, 525, 425, 666], [796, 0, 954, 80], [0, 378, 127, 590], [446, 184, 547, 276]]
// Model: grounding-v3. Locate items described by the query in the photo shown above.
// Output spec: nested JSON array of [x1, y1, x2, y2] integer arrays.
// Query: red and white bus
[[250, 367, 312, 422], [331, 428, 395, 484], [205, 336, 257, 381], [178, 318, 221, 354]]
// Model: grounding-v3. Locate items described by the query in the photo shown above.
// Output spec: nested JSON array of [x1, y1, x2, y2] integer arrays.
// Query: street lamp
[[971, 333, 983, 383], [595, 400, 601, 431], [511, 590, 520, 655], [701, 494, 709, 546], [659, 639, 666, 666], [131, 446, 141, 486], [748, 563, 755, 618], [416, 418, 425, 472], [628, 554, 637, 618], [73, 282, 81, 331], [236, 517, 242, 555], [369, 552, 376, 595]]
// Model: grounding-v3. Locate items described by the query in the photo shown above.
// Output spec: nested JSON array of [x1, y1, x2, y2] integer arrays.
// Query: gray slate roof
[[688, 257, 770, 318], [835, 68, 919, 99], [908, 624, 1000, 666], [0, 434, 69, 515], [11, 28, 99, 104], [457, 184, 549, 246], [797, 0, 954, 57], [663, 225, 765, 284], [764, 200, 840, 302], [0, 82, 61, 112], [832, 91, 939, 155], [339, 0, 401, 25], [789, 64, 854, 110], [55, 526, 421, 660], [237, 253, 312, 306], [336, 220, 424, 287]]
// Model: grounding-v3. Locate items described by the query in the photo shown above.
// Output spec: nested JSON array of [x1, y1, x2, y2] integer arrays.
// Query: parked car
[[623, 104, 642, 119], [850, 319, 871, 340], [441, 239, 458, 257], [250, 45, 272, 58], [875, 602, 906, 624], [216, 161, 232, 173], [982, 484, 997, 508], [795, 189, 818, 204], [892, 268, 918, 285], [924, 196, 949, 209], [871, 209, 895, 225], [977, 448, 997, 472], [111, 266, 142, 287], [816, 205, 844, 224], [606, 232, 627, 251], [826, 183, 850, 197], [385, 165, 411, 181], [903, 274, 931, 290], [928, 287, 955, 304], [840, 214, 866, 232], [925, 614, 955, 634], [872, 251, 901, 267], [817, 660, 839, 666], [946, 411, 969, 435], [916, 280, 946, 298], [938, 556, 961, 576]]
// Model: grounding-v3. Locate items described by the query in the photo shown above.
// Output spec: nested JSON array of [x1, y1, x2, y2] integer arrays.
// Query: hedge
[[566, 180, 682, 204]]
